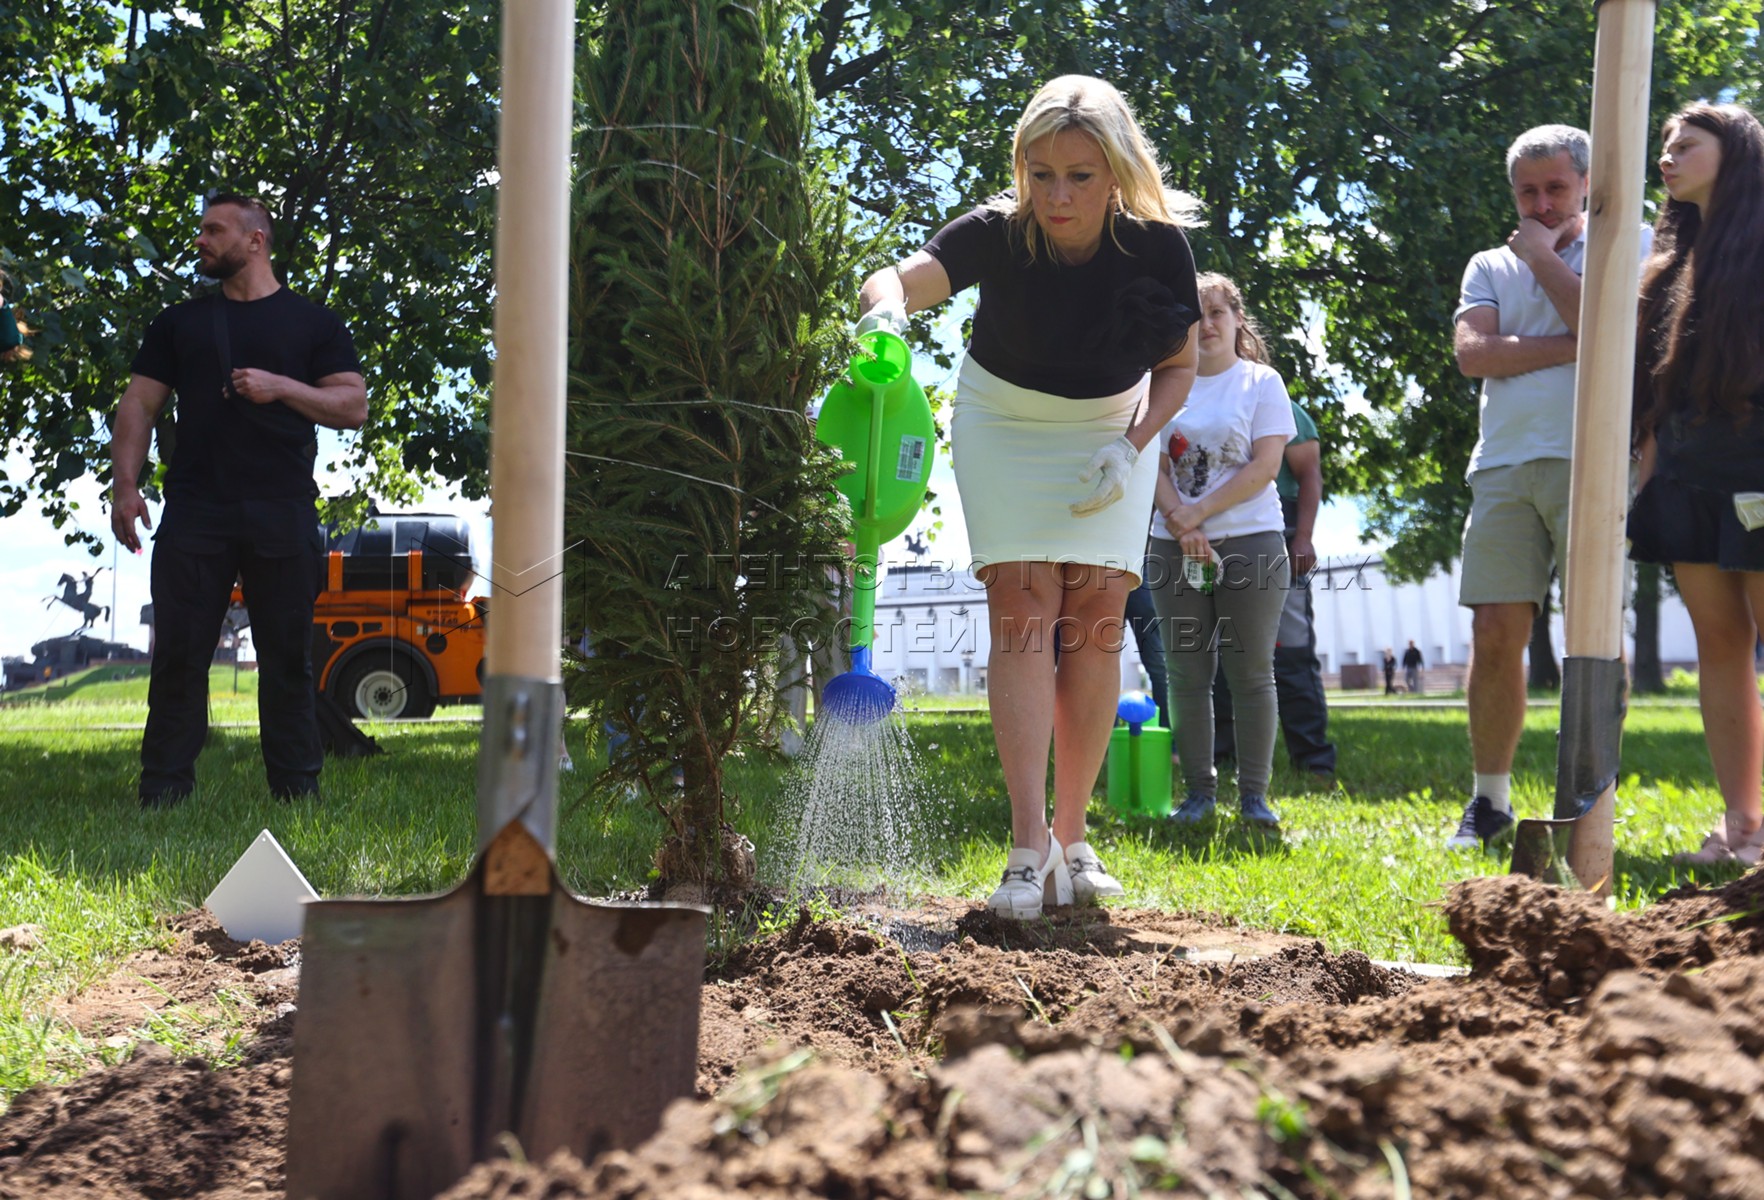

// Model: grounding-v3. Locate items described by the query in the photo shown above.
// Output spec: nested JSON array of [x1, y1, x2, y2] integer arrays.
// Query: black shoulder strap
[[212, 293, 235, 398]]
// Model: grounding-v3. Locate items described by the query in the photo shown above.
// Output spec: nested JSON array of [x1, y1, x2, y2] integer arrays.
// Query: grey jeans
[[1147, 530, 1290, 800]]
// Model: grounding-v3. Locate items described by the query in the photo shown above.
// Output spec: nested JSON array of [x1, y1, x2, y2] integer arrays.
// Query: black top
[[132, 288, 360, 501], [1655, 391, 1764, 495], [924, 205, 1199, 399]]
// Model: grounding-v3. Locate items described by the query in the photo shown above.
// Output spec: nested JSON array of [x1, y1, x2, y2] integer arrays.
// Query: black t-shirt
[[1656, 391, 1764, 495], [131, 288, 360, 501], [924, 205, 1200, 399]]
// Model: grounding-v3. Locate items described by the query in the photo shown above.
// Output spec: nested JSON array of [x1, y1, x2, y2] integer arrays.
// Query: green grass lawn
[[0, 665, 262, 728], [0, 687, 1742, 1109], [0, 663, 148, 703]]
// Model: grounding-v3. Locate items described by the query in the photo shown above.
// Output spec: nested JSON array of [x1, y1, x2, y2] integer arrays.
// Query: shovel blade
[[1509, 818, 1584, 889], [522, 898, 706, 1158], [285, 874, 706, 1200], [286, 886, 477, 1200], [1509, 783, 1617, 893]]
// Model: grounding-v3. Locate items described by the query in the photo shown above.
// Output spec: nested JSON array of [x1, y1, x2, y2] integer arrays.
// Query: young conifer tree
[[566, 0, 852, 888]]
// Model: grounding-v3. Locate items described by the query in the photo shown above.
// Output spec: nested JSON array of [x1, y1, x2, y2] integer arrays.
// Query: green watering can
[[813, 329, 935, 723]]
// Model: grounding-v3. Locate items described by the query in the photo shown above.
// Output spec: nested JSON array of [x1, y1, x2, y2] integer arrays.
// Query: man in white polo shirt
[[1446, 124, 1650, 850]]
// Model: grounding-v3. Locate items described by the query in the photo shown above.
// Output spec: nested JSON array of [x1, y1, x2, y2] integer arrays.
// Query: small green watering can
[[1106, 690, 1173, 817], [813, 329, 935, 723]]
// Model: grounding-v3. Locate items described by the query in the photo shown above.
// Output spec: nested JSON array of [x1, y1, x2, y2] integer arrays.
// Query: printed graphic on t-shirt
[[1149, 358, 1294, 543], [1169, 428, 1249, 503]]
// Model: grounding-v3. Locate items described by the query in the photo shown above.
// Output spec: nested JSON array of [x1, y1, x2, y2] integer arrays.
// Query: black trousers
[[1123, 581, 1170, 730], [141, 498, 323, 798]]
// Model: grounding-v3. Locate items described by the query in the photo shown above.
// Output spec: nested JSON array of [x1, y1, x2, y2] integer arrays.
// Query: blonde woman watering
[[855, 76, 1201, 918]]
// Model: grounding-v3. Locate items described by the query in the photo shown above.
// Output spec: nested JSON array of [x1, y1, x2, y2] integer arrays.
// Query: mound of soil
[[0, 909, 294, 1199], [0, 1044, 287, 1200], [6, 874, 1764, 1199]]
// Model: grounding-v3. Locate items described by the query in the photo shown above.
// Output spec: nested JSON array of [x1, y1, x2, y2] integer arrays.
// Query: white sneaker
[[1064, 842, 1125, 905], [987, 835, 1073, 920]]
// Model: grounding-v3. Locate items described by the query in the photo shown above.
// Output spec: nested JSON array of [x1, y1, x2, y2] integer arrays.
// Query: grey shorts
[[1459, 460, 1570, 611]]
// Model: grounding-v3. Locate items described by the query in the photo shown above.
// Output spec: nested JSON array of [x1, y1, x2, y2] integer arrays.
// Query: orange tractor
[[306, 513, 487, 719]]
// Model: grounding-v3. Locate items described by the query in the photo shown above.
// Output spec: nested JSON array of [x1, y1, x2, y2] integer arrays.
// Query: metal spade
[[284, 2, 707, 1195], [1508, 0, 1655, 894]]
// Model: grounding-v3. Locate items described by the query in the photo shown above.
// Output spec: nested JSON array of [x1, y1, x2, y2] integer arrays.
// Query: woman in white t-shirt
[[1149, 274, 1296, 828]]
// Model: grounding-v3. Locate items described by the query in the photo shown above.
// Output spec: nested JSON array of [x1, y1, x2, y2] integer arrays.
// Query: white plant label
[[896, 435, 927, 483]]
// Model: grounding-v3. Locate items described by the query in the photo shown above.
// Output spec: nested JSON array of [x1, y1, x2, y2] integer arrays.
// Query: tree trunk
[[657, 741, 726, 885], [1633, 561, 1665, 694], [1528, 578, 1561, 690]]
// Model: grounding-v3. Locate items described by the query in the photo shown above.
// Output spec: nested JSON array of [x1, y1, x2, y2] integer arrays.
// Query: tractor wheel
[[336, 653, 435, 720]]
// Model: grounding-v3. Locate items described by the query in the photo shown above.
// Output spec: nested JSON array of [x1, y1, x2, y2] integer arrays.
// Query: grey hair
[[1506, 124, 1591, 182]]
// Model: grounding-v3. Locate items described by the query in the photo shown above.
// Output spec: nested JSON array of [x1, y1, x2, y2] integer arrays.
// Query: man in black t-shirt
[[109, 194, 367, 808]]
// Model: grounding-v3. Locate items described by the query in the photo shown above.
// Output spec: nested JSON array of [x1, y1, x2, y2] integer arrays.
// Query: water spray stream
[[771, 702, 931, 901]]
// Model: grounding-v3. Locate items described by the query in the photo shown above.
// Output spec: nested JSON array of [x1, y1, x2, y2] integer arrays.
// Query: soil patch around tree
[[5, 874, 1764, 1199]]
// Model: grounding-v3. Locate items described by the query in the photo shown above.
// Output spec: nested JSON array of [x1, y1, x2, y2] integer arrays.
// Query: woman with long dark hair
[[1628, 102, 1764, 864]]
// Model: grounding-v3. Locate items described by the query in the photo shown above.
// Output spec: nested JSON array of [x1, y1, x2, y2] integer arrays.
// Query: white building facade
[[867, 563, 991, 696], [869, 557, 1701, 696]]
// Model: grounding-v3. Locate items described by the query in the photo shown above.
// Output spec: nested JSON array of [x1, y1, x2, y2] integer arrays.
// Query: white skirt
[[951, 356, 1159, 583]]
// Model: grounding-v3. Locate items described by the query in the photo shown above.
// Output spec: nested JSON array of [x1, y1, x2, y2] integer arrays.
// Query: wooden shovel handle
[[1564, 0, 1654, 661], [485, 820, 552, 896], [487, 0, 573, 681]]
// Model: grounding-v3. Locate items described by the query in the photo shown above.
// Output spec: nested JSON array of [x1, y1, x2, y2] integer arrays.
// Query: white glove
[[855, 302, 906, 337], [1071, 436, 1139, 518]]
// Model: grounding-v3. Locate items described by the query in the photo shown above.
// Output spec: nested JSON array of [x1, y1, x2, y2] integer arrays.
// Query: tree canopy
[[804, 0, 1761, 577], [3, 0, 1759, 575]]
